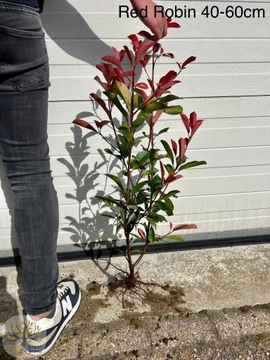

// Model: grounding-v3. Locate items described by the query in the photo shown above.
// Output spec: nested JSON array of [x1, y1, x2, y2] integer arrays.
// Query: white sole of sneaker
[[26, 289, 81, 356]]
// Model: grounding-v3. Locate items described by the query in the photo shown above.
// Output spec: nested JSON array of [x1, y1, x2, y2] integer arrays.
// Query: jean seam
[[0, 2, 39, 16], [0, 24, 44, 38]]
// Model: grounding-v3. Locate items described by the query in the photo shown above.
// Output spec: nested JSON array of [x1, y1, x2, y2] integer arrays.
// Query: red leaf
[[135, 40, 155, 64], [94, 75, 109, 91], [124, 45, 133, 64], [112, 46, 120, 60], [191, 120, 203, 138], [158, 70, 177, 88], [96, 63, 115, 84], [94, 120, 110, 129], [122, 71, 134, 78], [164, 173, 183, 184], [137, 88, 148, 101], [180, 113, 190, 134], [128, 34, 140, 51], [100, 120, 110, 128], [190, 111, 197, 127], [114, 67, 126, 84], [178, 137, 188, 159], [161, 80, 181, 90], [73, 119, 97, 133], [159, 161, 165, 181], [138, 228, 146, 240], [171, 139, 178, 155], [90, 93, 110, 117], [168, 22, 181, 28], [135, 82, 148, 90], [167, 18, 181, 28], [139, 54, 151, 67], [147, 79, 155, 92], [162, 53, 174, 59], [119, 49, 126, 62], [169, 222, 173, 231], [189, 112, 203, 138], [101, 55, 122, 67], [153, 43, 161, 54], [173, 224, 197, 231], [138, 30, 153, 39], [182, 56, 196, 69]]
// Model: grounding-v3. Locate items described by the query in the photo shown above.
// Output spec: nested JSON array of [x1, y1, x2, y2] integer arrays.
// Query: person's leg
[[0, 4, 81, 357], [0, 2, 58, 316]]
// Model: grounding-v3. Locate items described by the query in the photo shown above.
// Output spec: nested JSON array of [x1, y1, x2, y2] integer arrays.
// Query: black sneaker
[[23, 279, 81, 356]]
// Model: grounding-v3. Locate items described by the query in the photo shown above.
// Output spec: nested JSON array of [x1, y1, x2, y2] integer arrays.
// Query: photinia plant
[[73, 18, 206, 288]]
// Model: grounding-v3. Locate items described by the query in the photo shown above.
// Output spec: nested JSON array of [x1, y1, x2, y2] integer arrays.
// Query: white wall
[[0, 0, 270, 252]]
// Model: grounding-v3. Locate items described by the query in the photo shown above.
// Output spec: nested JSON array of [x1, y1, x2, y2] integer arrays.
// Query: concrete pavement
[[0, 243, 270, 358]]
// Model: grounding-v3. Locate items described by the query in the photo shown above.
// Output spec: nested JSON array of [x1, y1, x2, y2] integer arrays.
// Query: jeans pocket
[[0, 11, 50, 92], [5, 56, 50, 92], [0, 23, 44, 38]]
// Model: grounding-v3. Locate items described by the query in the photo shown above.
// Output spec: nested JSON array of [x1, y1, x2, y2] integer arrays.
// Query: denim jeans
[[0, 1, 58, 315]]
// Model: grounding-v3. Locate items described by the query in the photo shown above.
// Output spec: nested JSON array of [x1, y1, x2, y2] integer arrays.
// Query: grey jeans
[[0, 1, 58, 315]]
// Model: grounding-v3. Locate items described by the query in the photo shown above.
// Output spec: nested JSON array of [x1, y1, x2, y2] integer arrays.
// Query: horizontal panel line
[[46, 36, 270, 40], [49, 62, 270, 66], [175, 209, 270, 217], [49, 144, 270, 151], [48, 95, 270, 103], [179, 190, 270, 199], [180, 190, 270, 199]]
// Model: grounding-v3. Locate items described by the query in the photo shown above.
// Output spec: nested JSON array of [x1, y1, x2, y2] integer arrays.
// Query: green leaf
[[127, 212, 137, 225], [136, 109, 150, 122], [119, 124, 133, 142], [104, 148, 113, 155], [159, 94, 180, 103], [133, 92, 144, 108], [157, 127, 169, 136], [164, 164, 174, 174], [106, 174, 125, 193], [146, 102, 168, 113], [161, 140, 174, 165], [149, 175, 162, 193], [117, 135, 130, 158], [136, 191, 148, 205], [131, 181, 148, 194], [163, 235, 185, 241], [163, 196, 174, 215], [96, 195, 124, 208], [180, 160, 207, 171], [132, 116, 145, 130], [166, 190, 180, 198], [142, 169, 156, 177], [104, 91, 127, 118], [148, 148, 162, 161], [163, 105, 183, 115], [119, 208, 125, 221], [114, 81, 132, 111], [148, 226, 156, 243], [136, 150, 150, 166], [147, 212, 166, 224]]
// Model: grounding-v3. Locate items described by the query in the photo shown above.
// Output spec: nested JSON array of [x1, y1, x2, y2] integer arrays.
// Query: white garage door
[[0, 0, 269, 257]]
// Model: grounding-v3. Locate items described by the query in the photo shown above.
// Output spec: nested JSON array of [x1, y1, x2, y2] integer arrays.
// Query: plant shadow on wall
[[72, 19, 207, 311], [58, 122, 119, 255]]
